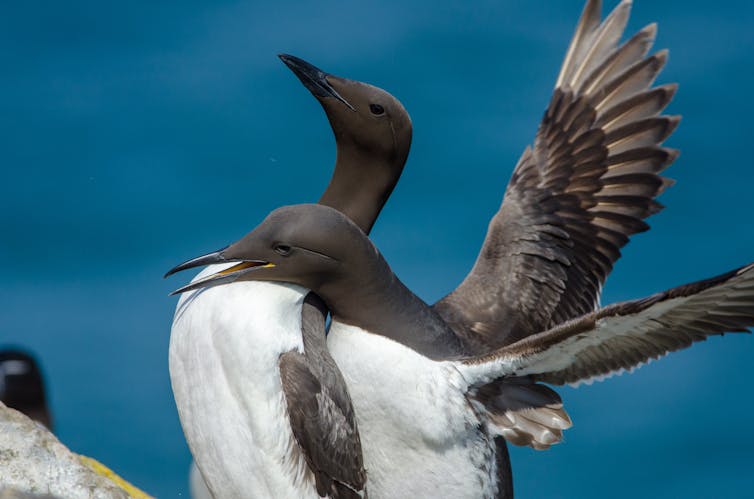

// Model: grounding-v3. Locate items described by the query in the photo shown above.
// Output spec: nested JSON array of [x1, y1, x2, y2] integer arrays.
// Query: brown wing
[[462, 263, 754, 387], [279, 295, 366, 499], [280, 352, 366, 499], [434, 0, 679, 350]]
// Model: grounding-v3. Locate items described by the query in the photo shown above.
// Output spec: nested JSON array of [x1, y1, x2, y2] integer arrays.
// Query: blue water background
[[2, 1, 753, 496]]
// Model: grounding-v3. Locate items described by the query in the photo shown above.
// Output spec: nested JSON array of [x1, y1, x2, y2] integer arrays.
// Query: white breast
[[327, 321, 500, 499], [169, 264, 320, 499]]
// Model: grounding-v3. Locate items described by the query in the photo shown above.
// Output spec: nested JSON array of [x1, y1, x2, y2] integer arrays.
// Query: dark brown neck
[[318, 145, 399, 235], [317, 243, 467, 360]]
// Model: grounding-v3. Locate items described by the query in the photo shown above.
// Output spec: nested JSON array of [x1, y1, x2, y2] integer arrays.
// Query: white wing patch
[[460, 264, 754, 388]]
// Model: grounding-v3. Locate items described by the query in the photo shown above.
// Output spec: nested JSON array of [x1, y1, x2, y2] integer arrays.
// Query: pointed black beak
[[279, 54, 355, 111], [164, 247, 230, 279], [164, 247, 273, 296]]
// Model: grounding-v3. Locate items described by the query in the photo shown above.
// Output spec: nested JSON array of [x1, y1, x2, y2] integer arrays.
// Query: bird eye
[[274, 244, 292, 256], [369, 103, 385, 115]]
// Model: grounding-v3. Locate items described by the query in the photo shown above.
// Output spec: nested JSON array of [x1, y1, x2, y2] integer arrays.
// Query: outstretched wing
[[459, 263, 754, 387], [279, 296, 366, 499], [434, 0, 679, 349]]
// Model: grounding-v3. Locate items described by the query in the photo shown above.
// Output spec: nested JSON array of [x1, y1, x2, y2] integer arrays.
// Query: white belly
[[169, 264, 320, 499], [327, 321, 499, 499]]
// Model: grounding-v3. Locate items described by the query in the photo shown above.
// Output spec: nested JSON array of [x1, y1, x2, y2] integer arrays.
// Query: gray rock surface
[[0, 489, 58, 499], [0, 402, 144, 498]]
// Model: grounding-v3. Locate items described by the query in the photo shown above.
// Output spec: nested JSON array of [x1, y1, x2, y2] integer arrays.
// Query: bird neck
[[319, 251, 467, 360], [318, 146, 401, 235]]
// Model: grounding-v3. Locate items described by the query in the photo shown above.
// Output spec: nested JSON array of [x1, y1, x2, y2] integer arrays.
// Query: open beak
[[164, 248, 274, 296], [279, 54, 355, 111]]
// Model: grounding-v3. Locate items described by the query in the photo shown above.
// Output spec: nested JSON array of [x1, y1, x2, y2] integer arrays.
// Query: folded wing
[[279, 297, 366, 499]]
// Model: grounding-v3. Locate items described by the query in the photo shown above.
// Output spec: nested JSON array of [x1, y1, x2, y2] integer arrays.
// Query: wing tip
[[582, 0, 603, 25], [654, 48, 670, 64], [663, 147, 681, 163], [556, 0, 604, 88], [660, 82, 679, 99], [664, 114, 682, 137], [615, 0, 633, 15], [642, 22, 658, 38]]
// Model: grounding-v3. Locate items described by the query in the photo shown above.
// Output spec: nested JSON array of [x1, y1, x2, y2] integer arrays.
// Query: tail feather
[[474, 378, 573, 450]]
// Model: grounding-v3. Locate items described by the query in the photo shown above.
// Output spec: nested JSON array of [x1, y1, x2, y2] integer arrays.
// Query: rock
[[0, 488, 58, 499], [0, 402, 151, 498]]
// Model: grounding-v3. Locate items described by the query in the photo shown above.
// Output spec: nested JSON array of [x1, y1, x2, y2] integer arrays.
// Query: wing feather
[[434, 0, 679, 348], [459, 263, 754, 387], [279, 296, 366, 499]]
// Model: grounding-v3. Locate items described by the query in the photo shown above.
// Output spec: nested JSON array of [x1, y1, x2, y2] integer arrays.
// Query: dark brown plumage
[[167, 54, 412, 498], [275, 53, 412, 499], [168, 194, 754, 490], [279, 294, 366, 499], [434, 1, 679, 351], [430, 0, 700, 450], [463, 263, 754, 388], [170, 3, 753, 494]]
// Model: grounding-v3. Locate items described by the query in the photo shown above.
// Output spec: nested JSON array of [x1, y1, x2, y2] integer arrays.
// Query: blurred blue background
[[2, 0, 753, 497]]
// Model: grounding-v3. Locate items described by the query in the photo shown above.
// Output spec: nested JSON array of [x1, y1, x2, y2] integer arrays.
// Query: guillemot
[[166, 55, 411, 498], [168, 203, 754, 499], [0, 349, 52, 430], [169, 0, 707, 495]]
